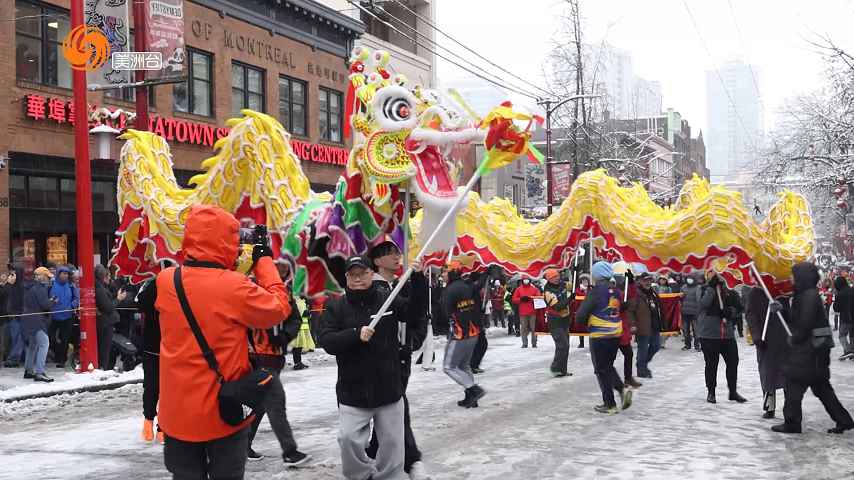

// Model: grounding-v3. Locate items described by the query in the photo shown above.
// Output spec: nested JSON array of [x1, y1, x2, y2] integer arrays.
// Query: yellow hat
[[34, 267, 54, 279]]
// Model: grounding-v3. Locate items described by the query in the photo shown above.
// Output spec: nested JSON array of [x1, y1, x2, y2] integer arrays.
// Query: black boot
[[463, 385, 486, 408], [828, 423, 854, 434], [762, 410, 776, 419], [771, 423, 802, 434], [707, 391, 716, 404], [457, 389, 472, 407], [729, 391, 748, 403]]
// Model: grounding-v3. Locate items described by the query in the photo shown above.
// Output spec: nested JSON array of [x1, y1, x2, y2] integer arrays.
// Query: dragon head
[[345, 47, 483, 221]]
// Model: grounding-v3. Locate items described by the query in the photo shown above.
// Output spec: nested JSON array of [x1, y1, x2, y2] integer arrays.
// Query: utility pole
[[70, 0, 97, 370], [538, 94, 603, 215], [133, 0, 150, 130]]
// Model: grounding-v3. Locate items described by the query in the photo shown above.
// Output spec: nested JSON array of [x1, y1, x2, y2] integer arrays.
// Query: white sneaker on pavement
[[409, 461, 431, 480]]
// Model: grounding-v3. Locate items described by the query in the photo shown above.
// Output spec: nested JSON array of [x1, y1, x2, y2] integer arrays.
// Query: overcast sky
[[435, 0, 854, 134]]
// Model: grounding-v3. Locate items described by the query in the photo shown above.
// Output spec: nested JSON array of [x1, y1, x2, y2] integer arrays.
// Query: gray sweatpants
[[443, 336, 478, 389], [338, 399, 405, 480]]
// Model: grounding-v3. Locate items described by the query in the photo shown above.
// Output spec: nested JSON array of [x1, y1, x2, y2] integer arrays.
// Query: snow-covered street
[[2, 330, 854, 480]]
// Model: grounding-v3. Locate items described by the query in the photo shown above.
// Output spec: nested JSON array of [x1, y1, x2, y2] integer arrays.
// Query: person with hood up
[[512, 277, 542, 348], [155, 205, 291, 480], [543, 268, 572, 377], [575, 261, 632, 414], [49, 266, 79, 368], [320, 255, 409, 480], [746, 287, 788, 419], [771, 262, 854, 434], [3, 267, 26, 367], [626, 272, 663, 378], [22, 267, 56, 382], [832, 276, 854, 361], [696, 271, 747, 404], [681, 274, 702, 351], [442, 261, 487, 409]]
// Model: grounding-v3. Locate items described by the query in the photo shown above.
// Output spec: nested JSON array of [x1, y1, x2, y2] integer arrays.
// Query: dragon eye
[[384, 97, 412, 122]]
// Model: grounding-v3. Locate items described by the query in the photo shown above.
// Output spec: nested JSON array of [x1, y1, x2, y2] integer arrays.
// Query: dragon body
[[112, 49, 814, 296]]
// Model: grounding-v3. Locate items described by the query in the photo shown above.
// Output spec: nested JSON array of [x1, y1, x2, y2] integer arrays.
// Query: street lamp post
[[537, 94, 602, 215]]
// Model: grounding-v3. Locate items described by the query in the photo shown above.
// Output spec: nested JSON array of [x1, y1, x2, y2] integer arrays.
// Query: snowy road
[[2, 330, 854, 480]]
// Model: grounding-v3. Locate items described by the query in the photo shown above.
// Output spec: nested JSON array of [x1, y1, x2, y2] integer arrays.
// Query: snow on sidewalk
[[1, 329, 854, 479], [0, 366, 143, 402]]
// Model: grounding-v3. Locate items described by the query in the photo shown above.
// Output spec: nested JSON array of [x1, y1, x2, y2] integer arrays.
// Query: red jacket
[[156, 205, 290, 442], [512, 284, 541, 317]]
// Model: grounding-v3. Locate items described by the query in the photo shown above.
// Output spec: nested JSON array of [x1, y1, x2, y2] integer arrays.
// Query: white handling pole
[[748, 262, 793, 338], [369, 171, 482, 330], [716, 285, 725, 310], [761, 305, 771, 343], [400, 187, 411, 345], [423, 269, 435, 370], [589, 230, 594, 274]]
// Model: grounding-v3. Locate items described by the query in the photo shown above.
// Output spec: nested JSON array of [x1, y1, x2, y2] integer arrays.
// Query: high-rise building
[[705, 60, 763, 178], [590, 44, 662, 120]]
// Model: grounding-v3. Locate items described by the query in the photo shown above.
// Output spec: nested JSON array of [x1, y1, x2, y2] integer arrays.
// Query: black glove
[[252, 244, 273, 263], [707, 276, 720, 288], [626, 270, 635, 282], [754, 339, 767, 350], [521, 296, 531, 302], [769, 301, 783, 314]]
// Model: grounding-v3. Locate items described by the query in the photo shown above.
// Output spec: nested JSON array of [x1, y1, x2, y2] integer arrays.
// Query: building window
[[27, 176, 59, 209], [15, 0, 71, 88], [60, 178, 75, 210], [232, 62, 265, 116], [174, 49, 213, 116], [319, 87, 343, 143], [278, 76, 306, 137], [92, 181, 115, 212], [10, 175, 27, 208]]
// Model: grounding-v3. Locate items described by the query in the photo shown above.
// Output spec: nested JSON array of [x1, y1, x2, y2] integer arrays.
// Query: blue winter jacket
[[50, 267, 79, 321]]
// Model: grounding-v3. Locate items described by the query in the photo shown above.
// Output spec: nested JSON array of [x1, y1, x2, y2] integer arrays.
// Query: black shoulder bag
[[173, 267, 274, 426]]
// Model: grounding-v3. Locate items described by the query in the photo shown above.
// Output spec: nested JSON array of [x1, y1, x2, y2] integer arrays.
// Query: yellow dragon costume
[[111, 48, 813, 296]]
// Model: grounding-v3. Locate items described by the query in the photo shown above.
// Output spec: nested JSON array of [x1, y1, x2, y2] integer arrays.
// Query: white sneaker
[[409, 461, 432, 480]]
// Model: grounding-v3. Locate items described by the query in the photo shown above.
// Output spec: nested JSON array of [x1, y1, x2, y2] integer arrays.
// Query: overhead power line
[[346, 0, 541, 100], [387, 0, 552, 97], [681, 0, 763, 156]]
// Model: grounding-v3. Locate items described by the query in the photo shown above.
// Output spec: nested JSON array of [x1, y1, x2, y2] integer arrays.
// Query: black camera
[[239, 224, 269, 246]]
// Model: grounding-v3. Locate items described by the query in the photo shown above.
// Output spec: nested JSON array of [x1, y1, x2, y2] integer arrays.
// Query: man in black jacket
[[772, 262, 854, 434], [136, 277, 162, 443], [365, 241, 429, 480], [833, 276, 854, 360], [320, 255, 409, 480]]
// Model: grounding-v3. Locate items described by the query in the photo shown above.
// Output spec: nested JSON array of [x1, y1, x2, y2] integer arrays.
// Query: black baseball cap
[[345, 255, 371, 271], [638, 272, 654, 280]]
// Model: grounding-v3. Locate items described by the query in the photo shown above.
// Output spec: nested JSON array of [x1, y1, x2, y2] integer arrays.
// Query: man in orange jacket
[[155, 204, 291, 480]]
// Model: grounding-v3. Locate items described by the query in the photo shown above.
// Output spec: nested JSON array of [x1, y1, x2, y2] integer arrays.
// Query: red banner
[[538, 292, 683, 335]]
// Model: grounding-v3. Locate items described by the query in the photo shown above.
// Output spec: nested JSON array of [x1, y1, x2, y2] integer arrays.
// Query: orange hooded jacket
[[156, 205, 290, 442]]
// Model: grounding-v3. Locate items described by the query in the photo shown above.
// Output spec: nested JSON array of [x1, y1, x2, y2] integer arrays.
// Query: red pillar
[[134, 0, 150, 130], [70, 0, 98, 370]]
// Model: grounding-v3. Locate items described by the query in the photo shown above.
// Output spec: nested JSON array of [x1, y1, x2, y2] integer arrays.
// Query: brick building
[[2, 0, 366, 269]]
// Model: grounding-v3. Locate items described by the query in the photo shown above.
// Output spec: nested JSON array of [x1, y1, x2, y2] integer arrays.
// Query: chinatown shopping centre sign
[[22, 94, 348, 166]]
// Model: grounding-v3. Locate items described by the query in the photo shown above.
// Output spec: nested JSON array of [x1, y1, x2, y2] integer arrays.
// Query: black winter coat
[[442, 275, 481, 340], [785, 263, 831, 383], [833, 277, 854, 325], [95, 280, 120, 328], [22, 281, 54, 339], [136, 279, 160, 355], [320, 286, 407, 409]]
